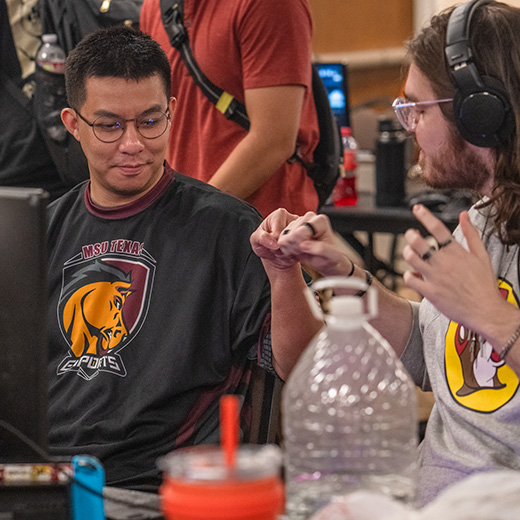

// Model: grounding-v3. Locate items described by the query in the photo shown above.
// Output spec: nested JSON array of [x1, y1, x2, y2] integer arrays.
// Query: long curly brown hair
[[405, 1, 520, 245]]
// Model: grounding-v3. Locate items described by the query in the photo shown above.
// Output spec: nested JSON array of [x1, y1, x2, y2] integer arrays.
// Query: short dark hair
[[65, 25, 171, 110]]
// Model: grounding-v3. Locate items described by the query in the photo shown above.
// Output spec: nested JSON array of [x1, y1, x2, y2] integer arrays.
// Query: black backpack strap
[[0, 70, 31, 112], [160, 0, 250, 130]]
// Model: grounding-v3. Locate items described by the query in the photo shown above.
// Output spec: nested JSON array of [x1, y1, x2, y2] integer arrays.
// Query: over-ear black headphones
[[445, 0, 512, 147]]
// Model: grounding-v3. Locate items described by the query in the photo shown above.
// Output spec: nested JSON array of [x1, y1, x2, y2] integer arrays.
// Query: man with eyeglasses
[[47, 25, 314, 492], [251, 0, 520, 507]]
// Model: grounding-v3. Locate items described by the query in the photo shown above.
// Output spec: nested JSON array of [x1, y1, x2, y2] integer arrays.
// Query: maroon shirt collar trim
[[84, 163, 175, 219]]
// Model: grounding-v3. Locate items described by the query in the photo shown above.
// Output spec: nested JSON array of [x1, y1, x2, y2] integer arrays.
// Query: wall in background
[[308, 0, 414, 111], [414, 0, 520, 32], [308, 0, 520, 113]]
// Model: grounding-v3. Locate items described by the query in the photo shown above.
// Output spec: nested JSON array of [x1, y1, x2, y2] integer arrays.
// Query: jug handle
[[305, 275, 377, 321]]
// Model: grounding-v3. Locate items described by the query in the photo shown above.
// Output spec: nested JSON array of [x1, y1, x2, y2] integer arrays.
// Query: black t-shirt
[[46, 165, 272, 490]]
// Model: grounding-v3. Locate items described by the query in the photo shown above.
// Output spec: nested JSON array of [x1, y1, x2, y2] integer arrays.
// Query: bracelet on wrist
[[499, 322, 520, 361], [354, 270, 373, 298], [347, 260, 355, 277]]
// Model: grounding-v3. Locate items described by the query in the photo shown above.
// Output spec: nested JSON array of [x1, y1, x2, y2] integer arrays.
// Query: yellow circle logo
[[445, 279, 519, 412]]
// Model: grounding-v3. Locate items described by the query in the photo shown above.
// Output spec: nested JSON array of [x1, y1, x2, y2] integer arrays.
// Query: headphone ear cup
[[453, 75, 512, 147]]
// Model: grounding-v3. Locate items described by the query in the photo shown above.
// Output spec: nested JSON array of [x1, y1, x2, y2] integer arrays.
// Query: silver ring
[[438, 237, 453, 249], [421, 245, 437, 261], [303, 222, 317, 237]]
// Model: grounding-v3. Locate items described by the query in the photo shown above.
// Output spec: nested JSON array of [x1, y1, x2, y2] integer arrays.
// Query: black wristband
[[347, 260, 355, 277], [354, 270, 373, 297]]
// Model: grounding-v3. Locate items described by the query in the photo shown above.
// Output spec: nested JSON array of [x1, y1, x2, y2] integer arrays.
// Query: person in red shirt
[[140, 0, 320, 217]]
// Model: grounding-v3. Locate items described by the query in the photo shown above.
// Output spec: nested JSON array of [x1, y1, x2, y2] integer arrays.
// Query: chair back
[[245, 364, 283, 445]]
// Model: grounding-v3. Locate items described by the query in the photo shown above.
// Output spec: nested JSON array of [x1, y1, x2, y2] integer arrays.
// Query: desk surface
[[104, 487, 163, 520], [321, 192, 461, 236]]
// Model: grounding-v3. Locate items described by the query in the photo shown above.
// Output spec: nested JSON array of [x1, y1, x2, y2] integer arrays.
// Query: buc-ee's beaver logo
[[57, 248, 155, 380], [445, 278, 519, 412]]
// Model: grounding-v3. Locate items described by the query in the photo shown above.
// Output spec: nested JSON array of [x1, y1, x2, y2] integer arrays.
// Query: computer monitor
[[313, 62, 351, 128], [0, 187, 49, 462]]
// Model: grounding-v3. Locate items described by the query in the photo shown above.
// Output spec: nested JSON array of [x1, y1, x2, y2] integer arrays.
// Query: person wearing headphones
[[251, 0, 520, 506]]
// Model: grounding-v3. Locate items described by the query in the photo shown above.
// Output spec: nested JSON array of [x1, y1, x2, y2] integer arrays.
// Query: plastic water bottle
[[34, 34, 68, 142], [283, 276, 418, 519], [333, 127, 358, 206], [36, 34, 66, 74]]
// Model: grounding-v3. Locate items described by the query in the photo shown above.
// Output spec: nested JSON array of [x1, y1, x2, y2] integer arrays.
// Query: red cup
[[158, 444, 284, 520]]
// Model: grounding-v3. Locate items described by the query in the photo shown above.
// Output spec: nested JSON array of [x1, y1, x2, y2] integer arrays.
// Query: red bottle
[[333, 127, 358, 206]]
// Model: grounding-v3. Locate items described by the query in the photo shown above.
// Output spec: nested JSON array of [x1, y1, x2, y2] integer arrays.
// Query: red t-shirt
[[140, 0, 320, 216]]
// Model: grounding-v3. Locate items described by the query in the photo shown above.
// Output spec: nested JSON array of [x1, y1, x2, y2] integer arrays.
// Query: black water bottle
[[375, 118, 407, 207]]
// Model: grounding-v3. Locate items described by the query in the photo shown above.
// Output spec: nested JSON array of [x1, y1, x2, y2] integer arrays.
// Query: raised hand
[[402, 204, 511, 336], [251, 209, 354, 277], [250, 208, 301, 270]]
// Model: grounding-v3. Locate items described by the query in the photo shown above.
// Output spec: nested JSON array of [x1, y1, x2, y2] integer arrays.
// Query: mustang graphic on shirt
[[56, 244, 155, 380]]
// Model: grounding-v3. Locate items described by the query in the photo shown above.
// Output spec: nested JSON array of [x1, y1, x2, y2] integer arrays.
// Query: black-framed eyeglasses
[[392, 96, 453, 132], [74, 108, 171, 143]]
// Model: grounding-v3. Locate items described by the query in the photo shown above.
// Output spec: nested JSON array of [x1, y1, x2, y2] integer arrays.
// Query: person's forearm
[[266, 263, 323, 381], [208, 85, 304, 199], [474, 301, 520, 376], [208, 130, 294, 199], [367, 272, 414, 357], [320, 258, 414, 358]]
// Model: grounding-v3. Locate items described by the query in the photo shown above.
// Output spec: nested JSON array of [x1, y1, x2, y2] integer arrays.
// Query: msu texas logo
[[57, 246, 155, 380]]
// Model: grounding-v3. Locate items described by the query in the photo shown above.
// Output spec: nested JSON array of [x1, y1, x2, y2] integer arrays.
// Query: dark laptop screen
[[0, 187, 49, 462]]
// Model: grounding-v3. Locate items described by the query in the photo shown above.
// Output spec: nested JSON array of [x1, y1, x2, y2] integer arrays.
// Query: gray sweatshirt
[[400, 201, 520, 506]]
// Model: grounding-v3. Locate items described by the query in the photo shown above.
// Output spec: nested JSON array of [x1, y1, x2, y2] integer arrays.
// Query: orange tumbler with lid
[[158, 444, 284, 520]]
